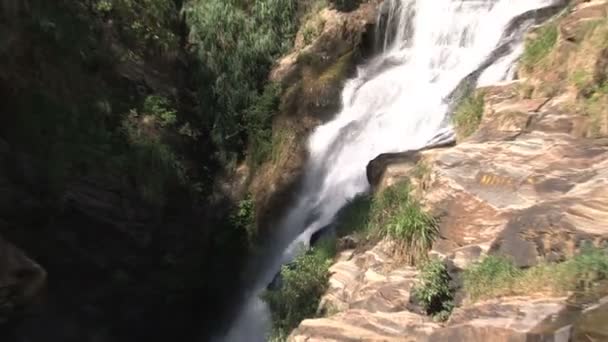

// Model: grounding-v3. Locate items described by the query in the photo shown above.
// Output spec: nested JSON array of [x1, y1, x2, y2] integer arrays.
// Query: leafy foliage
[[413, 259, 454, 321], [263, 245, 333, 340], [185, 0, 297, 160], [93, 0, 179, 55], [246, 83, 283, 167], [230, 194, 257, 244]]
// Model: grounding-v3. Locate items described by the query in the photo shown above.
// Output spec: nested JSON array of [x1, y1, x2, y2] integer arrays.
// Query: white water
[[222, 0, 562, 341]]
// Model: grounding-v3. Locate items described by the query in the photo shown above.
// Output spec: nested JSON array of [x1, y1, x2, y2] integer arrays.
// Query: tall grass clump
[[452, 91, 485, 140], [462, 255, 523, 302], [522, 23, 558, 69], [185, 0, 297, 161], [370, 182, 438, 264], [462, 247, 608, 303]]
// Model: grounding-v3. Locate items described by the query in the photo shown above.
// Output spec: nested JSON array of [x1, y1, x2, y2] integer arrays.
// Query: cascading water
[[222, 0, 564, 341]]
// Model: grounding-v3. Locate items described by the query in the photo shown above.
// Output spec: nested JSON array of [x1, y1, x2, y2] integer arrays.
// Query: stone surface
[[290, 309, 439, 342], [429, 297, 569, 342], [0, 235, 46, 322], [251, 1, 382, 231]]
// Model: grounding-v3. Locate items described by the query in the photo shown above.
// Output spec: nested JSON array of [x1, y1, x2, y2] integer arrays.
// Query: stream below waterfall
[[221, 0, 565, 340]]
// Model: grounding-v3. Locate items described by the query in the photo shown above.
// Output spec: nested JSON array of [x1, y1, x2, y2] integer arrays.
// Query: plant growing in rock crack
[[370, 181, 438, 264], [462, 247, 608, 303], [452, 91, 485, 141], [522, 22, 558, 69], [263, 243, 333, 340], [412, 258, 454, 321]]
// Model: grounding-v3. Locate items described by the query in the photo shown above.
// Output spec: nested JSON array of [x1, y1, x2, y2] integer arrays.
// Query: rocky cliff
[[247, 0, 381, 231], [289, 1, 608, 341]]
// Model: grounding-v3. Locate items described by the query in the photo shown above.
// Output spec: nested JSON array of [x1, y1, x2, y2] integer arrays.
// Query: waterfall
[[222, 0, 563, 341]]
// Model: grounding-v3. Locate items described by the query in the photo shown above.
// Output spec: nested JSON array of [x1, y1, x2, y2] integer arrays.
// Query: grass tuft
[[370, 182, 438, 264], [462, 247, 608, 303], [453, 92, 485, 141], [522, 23, 558, 69]]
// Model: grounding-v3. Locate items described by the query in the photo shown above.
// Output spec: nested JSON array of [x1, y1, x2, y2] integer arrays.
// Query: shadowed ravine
[[221, 0, 565, 340]]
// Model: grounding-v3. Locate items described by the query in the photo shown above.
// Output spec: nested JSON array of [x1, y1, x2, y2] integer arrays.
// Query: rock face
[[249, 1, 382, 231], [290, 242, 441, 342], [424, 85, 608, 267], [289, 2, 608, 341], [0, 235, 46, 323]]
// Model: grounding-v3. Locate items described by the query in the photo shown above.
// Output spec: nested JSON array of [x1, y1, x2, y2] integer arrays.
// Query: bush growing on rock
[[263, 243, 333, 340], [331, 181, 438, 263], [412, 258, 454, 321], [185, 0, 298, 161]]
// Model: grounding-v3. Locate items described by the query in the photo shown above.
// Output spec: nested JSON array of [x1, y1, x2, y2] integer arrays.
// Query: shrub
[[185, 0, 297, 159], [230, 194, 257, 245], [143, 95, 177, 127], [94, 0, 179, 55], [263, 245, 333, 340], [412, 259, 454, 321], [452, 91, 484, 140], [522, 23, 558, 69], [245, 83, 282, 168], [121, 95, 187, 206]]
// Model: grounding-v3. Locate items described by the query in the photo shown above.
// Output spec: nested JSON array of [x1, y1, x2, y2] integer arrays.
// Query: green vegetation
[[412, 259, 454, 321], [462, 255, 523, 302], [453, 91, 485, 140], [334, 194, 372, 238], [263, 243, 334, 340], [246, 83, 283, 168], [93, 0, 179, 55], [230, 194, 257, 245], [334, 182, 438, 264], [372, 182, 438, 264], [522, 23, 558, 69], [462, 247, 608, 303], [185, 0, 298, 161]]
